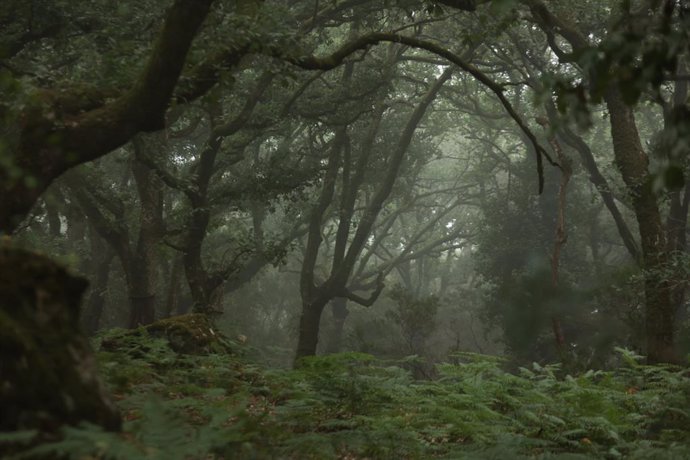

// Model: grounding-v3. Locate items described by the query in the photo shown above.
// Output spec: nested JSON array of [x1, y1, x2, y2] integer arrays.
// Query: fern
[[8, 335, 690, 459]]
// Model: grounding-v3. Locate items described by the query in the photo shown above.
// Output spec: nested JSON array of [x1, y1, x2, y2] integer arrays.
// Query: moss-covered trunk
[[0, 247, 121, 439]]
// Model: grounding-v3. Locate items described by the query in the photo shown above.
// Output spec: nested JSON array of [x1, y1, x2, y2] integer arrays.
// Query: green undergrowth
[[9, 331, 690, 459]]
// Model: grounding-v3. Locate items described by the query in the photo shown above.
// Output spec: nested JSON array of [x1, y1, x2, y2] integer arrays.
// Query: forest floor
[[20, 328, 690, 459]]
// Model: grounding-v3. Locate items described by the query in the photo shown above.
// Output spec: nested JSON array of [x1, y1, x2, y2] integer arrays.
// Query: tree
[[522, 0, 690, 363], [295, 44, 455, 361], [434, 0, 690, 363], [64, 137, 165, 328], [1, 0, 216, 232]]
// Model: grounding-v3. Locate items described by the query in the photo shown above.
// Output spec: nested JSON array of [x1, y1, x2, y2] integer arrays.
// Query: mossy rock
[[0, 247, 121, 437], [101, 313, 232, 355]]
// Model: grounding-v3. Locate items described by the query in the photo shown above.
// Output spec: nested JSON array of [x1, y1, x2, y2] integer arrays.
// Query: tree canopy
[[3, 0, 690, 456]]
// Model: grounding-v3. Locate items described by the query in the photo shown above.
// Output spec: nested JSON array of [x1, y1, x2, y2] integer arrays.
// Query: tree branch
[[3, 0, 215, 233], [339, 272, 386, 307], [281, 32, 557, 192]]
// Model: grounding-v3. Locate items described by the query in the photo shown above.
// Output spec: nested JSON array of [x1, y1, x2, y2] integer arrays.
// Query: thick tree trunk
[[295, 298, 329, 363], [663, 72, 690, 345], [182, 221, 225, 315], [128, 141, 164, 328], [525, 0, 682, 363], [0, 247, 121, 441], [557, 124, 641, 264], [324, 297, 349, 354], [127, 245, 158, 327], [182, 244, 226, 315], [605, 88, 677, 364], [67, 141, 163, 329], [189, 283, 224, 314], [128, 295, 156, 328], [181, 118, 222, 313]]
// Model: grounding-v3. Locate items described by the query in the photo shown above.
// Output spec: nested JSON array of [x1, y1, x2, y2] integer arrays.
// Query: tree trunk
[[163, 257, 183, 318], [127, 139, 164, 328], [605, 88, 677, 364], [181, 123, 221, 313], [82, 246, 114, 335], [541, 118, 572, 356], [127, 252, 158, 327], [663, 71, 690, 347], [295, 298, 329, 363], [128, 295, 156, 328], [183, 236, 225, 314], [209, 286, 225, 313], [294, 67, 451, 366], [0, 247, 121, 439], [324, 297, 349, 354]]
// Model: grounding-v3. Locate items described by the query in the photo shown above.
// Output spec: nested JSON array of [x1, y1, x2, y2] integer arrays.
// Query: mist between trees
[[2, 0, 690, 457]]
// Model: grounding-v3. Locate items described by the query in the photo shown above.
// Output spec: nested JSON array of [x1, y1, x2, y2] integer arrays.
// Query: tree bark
[[555, 122, 641, 264], [295, 297, 330, 362], [82, 241, 114, 335], [67, 137, 164, 329], [0, 247, 121, 437], [538, 117, 572, 354], [525, 0, 681, 363], [128, 139, 164, 327], [605, 88, 676, 364], [324, 297, 349, 354], [182, 134, 222, 313], [163, 257, 183, 318]]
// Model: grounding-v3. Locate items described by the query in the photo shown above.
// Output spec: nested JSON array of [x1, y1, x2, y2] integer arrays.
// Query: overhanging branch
[[282, 32, 558, 193]]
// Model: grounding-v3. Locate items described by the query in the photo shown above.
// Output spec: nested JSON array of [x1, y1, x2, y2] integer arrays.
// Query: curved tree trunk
[[605, 88, 676, 364]]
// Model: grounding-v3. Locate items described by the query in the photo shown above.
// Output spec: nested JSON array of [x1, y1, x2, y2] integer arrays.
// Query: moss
[[0, 247, 121, 440], [101, 313, 233, 356], [150, 313, 233, 354]]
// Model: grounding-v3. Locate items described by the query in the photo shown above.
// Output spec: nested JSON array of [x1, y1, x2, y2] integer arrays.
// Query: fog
[[3, 0, 690, 457]]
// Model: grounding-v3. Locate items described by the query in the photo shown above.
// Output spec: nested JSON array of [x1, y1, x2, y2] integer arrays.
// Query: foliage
[[387, 285, 440, 354], [7, 333, 690, 459], [4, 0, 690, 455]]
